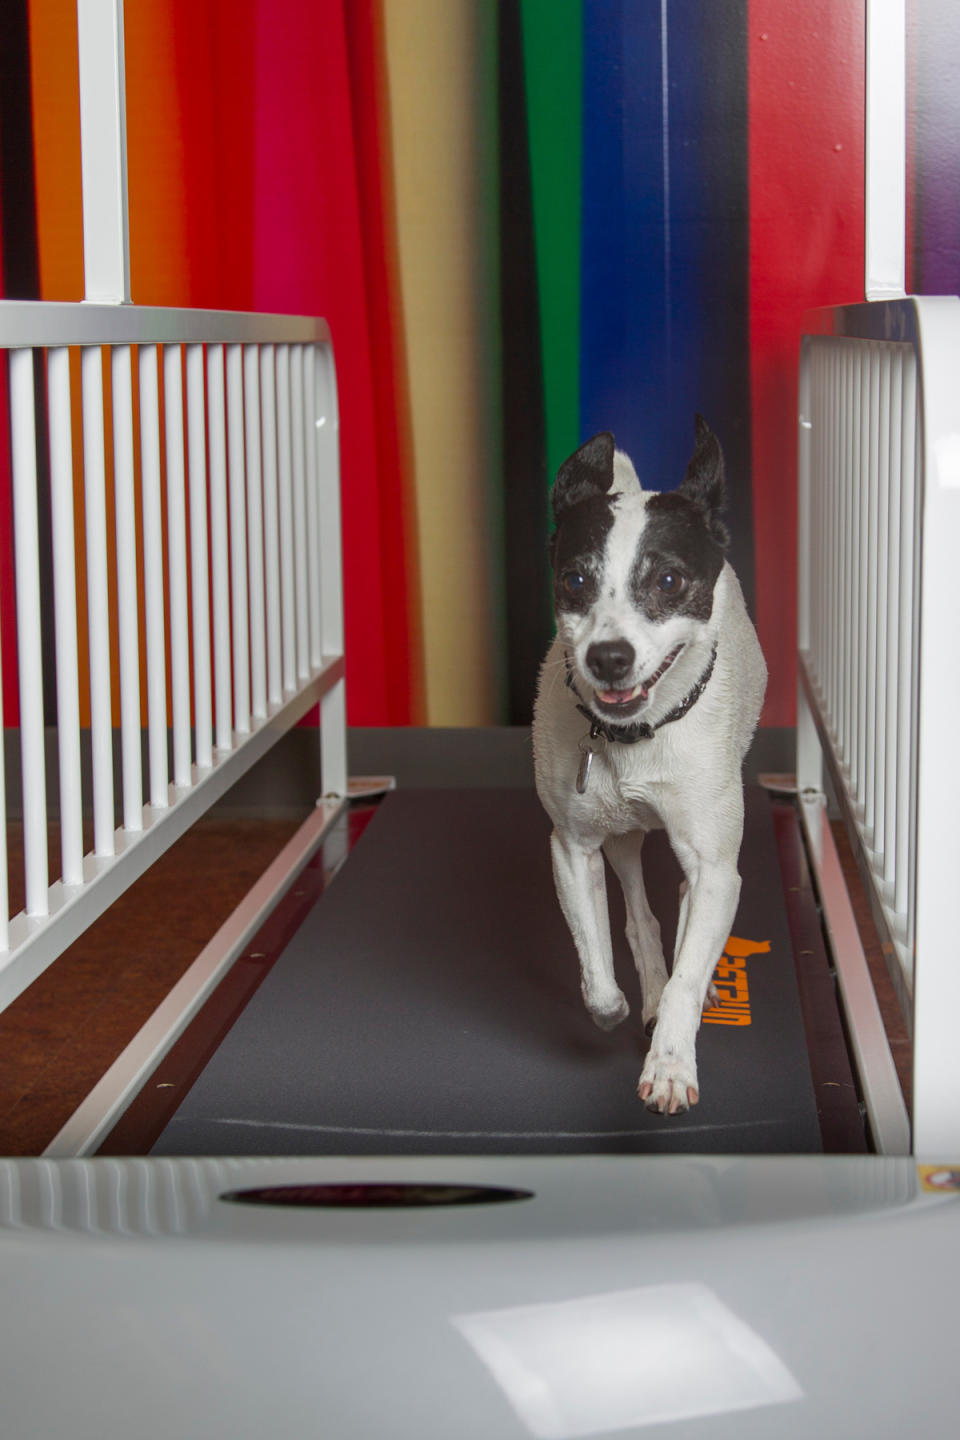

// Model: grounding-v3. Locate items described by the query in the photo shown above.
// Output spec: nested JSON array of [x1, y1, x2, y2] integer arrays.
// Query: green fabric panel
[[520, 0, 582, 486]]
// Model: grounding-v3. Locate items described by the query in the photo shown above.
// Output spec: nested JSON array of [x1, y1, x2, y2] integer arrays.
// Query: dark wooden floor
[[0, 803, 912, 1157], [0, 816, 303, 1154]]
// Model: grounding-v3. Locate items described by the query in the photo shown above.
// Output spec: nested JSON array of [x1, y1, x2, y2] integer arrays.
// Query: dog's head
[[550, 416, 729, 729]]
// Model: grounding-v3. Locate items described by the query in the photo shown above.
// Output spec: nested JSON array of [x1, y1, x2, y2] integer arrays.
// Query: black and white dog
[[533, 419, 766, 1114]]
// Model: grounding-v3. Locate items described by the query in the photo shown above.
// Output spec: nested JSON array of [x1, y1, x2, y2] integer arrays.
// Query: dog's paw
[[585, 990, 630, 1031], [638, 1051, 699, 1115], [702, 981, 720, 1012]]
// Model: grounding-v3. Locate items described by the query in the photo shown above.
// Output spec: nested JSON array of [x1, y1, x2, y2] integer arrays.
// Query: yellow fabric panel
[[381, 0, 503, 725]]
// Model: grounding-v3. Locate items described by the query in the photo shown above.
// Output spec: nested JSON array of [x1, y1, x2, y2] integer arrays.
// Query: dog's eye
[[656, 569, 686, 595], [562, 571, 587, 596]]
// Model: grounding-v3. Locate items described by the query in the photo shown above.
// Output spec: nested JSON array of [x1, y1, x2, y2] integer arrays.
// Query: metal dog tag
[[576, 736, 601, 794]]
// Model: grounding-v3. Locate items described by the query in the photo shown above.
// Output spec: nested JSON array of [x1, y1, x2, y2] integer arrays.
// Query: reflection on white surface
[[453, 1283, 803, 1438]]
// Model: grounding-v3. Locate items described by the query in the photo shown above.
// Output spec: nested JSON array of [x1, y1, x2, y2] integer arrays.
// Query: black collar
[[564, 646, 718, 744]]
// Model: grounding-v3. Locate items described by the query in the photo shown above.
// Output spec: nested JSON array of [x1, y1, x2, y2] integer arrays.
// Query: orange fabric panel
[[27, 0, 83, 301]]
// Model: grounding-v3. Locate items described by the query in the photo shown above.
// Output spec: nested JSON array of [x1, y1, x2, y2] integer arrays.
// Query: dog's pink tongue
[[598, 686, 643, 705]]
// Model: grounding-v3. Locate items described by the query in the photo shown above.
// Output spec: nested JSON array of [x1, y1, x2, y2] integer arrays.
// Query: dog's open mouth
[[593, 645, 684, 715]]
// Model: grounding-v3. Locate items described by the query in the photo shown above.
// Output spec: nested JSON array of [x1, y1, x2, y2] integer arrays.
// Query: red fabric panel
[[748, 2, 865, 726], [129, 0, 402, 724], [250, 0, 391, 724], [166, 5, 257, 311]]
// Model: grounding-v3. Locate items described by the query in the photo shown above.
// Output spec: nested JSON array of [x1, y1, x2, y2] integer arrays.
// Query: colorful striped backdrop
[[1, 1, 957, 734]]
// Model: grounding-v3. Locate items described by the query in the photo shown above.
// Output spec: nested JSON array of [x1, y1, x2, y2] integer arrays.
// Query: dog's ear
[[552, 432, 615, 520], [679, 415, 729, 548]]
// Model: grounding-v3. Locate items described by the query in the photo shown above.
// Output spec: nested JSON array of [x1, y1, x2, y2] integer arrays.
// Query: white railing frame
[[864, 0, 906, 301], [797, 296, 960, 1158], [0, 301, 348, 1014]]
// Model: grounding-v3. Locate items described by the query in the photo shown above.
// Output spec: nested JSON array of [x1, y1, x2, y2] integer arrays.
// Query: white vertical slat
[[186, 343, 212, 770], [260, 344, 283, 708], [847, 344, 860, 775], [206, 345, 232, 753], [243, 345, 267, 720], [844, 344, 857, 782], [813, 347, 824, 682], [139, 344, 168, 808], [829, 345, 840, 731], [9, 350, 49, 915], [814, 345, 827, 691], [894, 351, 917, 926], [862, 346, 880, 835], [315, 344, 347, 798], [848, 345, 861, 780], [275, 344, 297, 695], [46, 348, 84, 886], [81, 346, 115, 855], [163, 346, 191, 788], [854, 347, 871, 810], [816, 347, 829, 689], [797, 341, 812, 656], [226, 344, 250, 735], [111, 344, 142, 830], [303, 344, 323, 671], [883, 352, 904, 891], [829, 344, 842, 731], [290, 345, 309, 682], [805, 347, 818, 678], [872, 348, 892, 857], [813, 345, 826, 690], [76, 0, 130, 304], [836, 344, 849, 759]]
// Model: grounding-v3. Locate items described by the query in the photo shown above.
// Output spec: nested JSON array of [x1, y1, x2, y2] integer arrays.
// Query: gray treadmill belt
[[152, 787, 822, 1156]]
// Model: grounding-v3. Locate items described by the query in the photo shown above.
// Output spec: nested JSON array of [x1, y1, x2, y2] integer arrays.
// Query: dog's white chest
[[565, 747, 667, 837]]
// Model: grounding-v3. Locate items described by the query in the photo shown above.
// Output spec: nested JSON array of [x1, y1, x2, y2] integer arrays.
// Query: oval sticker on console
[[219, 1183, 534, 1208]]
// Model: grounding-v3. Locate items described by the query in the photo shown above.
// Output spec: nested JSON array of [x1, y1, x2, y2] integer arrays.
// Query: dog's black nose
[[586, 639, 635, 686]]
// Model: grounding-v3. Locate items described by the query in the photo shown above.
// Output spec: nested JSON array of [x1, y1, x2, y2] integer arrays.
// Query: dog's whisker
[[539, 652, 570, 704]]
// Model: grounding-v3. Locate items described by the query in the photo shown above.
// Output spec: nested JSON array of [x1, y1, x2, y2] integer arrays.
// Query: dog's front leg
[[603, 830, 668, 1033], [550, 831, 628, 1029], [639, 853, 741, 1113]]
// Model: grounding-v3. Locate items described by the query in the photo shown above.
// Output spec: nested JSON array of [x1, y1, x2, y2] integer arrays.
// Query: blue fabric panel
[[581, 0, 676, 481], [579, 0, 754, 601]]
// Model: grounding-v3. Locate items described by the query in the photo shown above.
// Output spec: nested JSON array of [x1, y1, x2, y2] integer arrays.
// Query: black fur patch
[[551, 432, 615, 520], [551, 494, 618, 615], [678, 415, 730, 549], [632, 492, 725, 623]]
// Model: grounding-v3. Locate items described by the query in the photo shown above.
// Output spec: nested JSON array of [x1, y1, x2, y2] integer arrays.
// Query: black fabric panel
[[0, 0, 40, 299], [153, 787, 822, 1157], [682, 0, 755, 615], [498, 0, 553, 724]]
